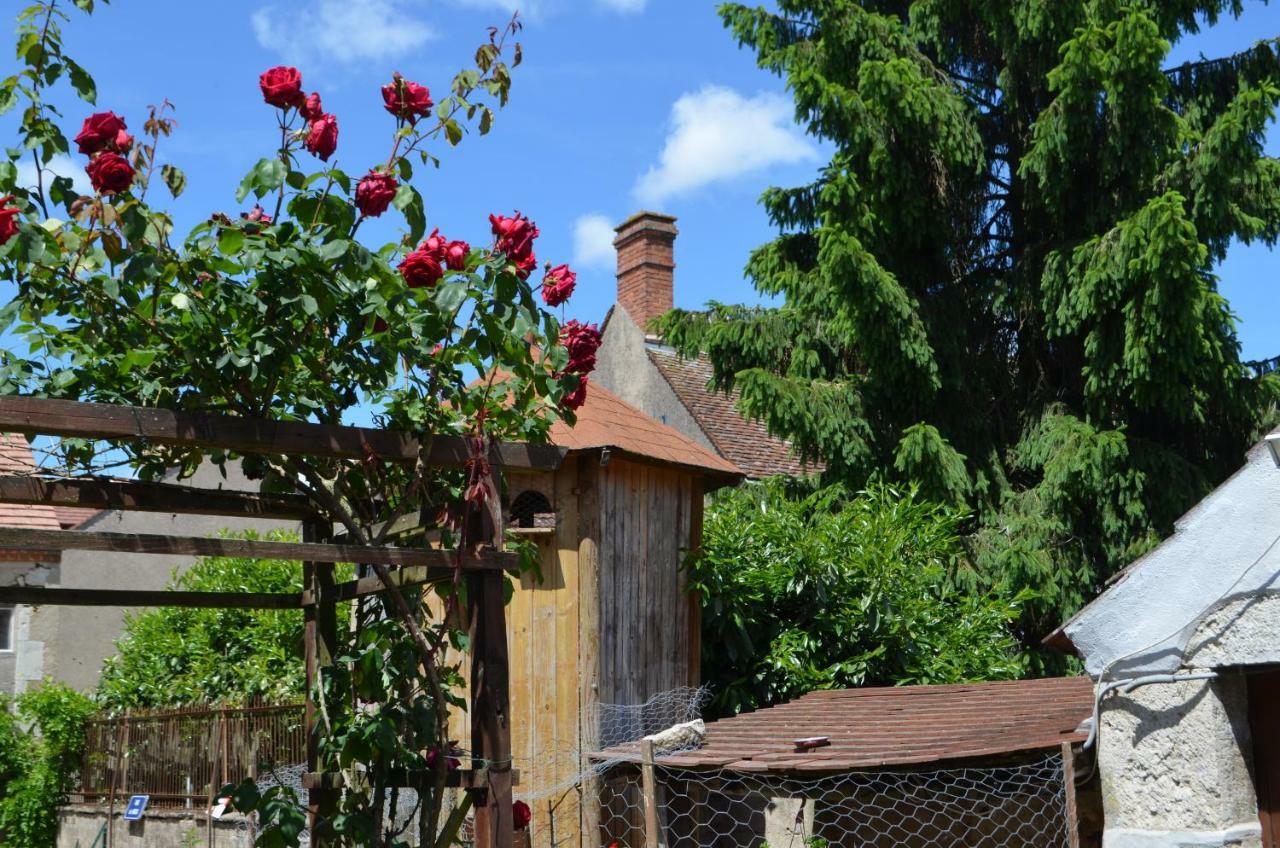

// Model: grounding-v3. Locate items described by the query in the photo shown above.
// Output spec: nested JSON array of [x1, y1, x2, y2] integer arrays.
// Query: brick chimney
[[614, 211, 677, 333]]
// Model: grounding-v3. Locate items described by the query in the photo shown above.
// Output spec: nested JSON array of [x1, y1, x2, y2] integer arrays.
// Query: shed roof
[[0, 434, 61, 531], [645, 348, 816, 479], [594, 677, 1092, 774], [548, 380, 743, 482]]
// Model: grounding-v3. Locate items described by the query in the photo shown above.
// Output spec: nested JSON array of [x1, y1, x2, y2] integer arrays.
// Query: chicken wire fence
[[591, 753, 1073, 848]]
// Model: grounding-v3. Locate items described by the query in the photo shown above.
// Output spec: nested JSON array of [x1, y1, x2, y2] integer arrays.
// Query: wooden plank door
[[1248, 670, 1280, 847]]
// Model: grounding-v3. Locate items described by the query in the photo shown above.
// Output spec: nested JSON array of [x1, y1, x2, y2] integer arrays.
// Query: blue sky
[[27, 0, 1280, 362]]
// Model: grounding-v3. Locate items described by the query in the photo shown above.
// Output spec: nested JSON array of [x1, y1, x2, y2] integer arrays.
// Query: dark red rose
[[304, 113, 339, 161], [86, 152, 135, 195], [399, 248, 443, 289], [513, 800, 532, 831], [426, 747, 461, 771], [301, 92, 324, 122], [355, 171, 398, 218], [541, 264, 577, 307], [381, 74, 434, 123], [240, 204, 272, 233], [0, 196, 19, 246], [259, 66, 306, 109], [489, 212, 539, 279], [562, 376, 588, 411], [444, 239, 470, 271], [74, 112, 128, 155], [372, 316, 389, 334], [561, 320, 601, 375], [421, 228, 448, 261]]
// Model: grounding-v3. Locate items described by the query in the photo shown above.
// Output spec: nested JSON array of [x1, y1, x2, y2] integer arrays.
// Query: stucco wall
[[593, 306, 718, 454], [57, 805, 254, 848], [25, 460, 296, 694]]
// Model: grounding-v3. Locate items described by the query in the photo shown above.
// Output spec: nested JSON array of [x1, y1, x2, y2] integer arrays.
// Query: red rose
[[241, 204, 272, 233], [114, 129, 134, 151], [355, 171, 398, 218], [562, 376, 589, 411], [561, 320, 601, 375], [372, 316, 389, 334], [444, 240, 470, 271], [541, 264, 577, 307], [489, 212, 539, 279], [259, 66, 306, 109], [381, 74, 434, 123], [399, 249, 443, 289], [86, 152, 135, 195], [426, 747, 461, 771], [513, 800, 532, 831], [0, 196, 19, 246], [421, 228, 448, 262], [74, 112, 128, 155], [304, 113, 339, 161], [301, 92, 324, 122]]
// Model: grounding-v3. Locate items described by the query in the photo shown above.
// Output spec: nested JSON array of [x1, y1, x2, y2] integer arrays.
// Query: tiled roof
[[646, 349, 816, 479], [595, 677, 1093, 773], [548, 381, 742, 480], [0, 434, 60, 530], [54, 506, 100, 528]]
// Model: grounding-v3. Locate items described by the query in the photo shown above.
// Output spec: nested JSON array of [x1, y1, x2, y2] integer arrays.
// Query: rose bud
[[86, 152, 136, 196], [259, 66, 306, 110], [304, 113, 339, 161], [300, 92, 324, 122], [560, 319, 601, 375], [0, 196, 20, 246], [561, 375, 589, 411], [398, 248, 443, 289], [513, 800, 532, 831], [240, 205, 272, 234], [444, 239, 470, 271], [541, 263, 577, 307], [74, 111, 128, 155], [381, 73, 434, 123], [355, 171, 398, 218], [113, 129, 134, 151]]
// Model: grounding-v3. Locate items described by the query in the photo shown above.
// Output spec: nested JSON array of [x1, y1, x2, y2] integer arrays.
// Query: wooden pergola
[[0, 395, 559, 848]]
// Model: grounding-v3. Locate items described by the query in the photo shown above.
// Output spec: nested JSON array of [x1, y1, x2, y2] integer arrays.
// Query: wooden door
[[1248, 670, 1280, 847]]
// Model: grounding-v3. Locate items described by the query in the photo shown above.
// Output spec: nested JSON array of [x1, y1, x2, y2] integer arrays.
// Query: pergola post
[[304, 518, 339, 842]]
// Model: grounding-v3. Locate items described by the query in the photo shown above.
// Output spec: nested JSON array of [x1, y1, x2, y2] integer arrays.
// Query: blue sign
[[123, 795, 149, 821]]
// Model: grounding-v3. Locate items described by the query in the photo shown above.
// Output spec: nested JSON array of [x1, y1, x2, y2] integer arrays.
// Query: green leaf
[[299, 294, 318, 315], [160, 164, 185, 198], [65, 58, 96, 104], [236, 158, 287, 203], [218, 229, 244, 256], [392, 184, 425, 244]]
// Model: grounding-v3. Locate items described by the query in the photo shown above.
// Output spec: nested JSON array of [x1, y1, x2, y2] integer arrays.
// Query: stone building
[[593, 211, 814, 479], [1046, 430, 1280, 847]]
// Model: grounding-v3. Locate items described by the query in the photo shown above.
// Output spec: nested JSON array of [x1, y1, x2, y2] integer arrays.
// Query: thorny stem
[[26, 0, 59, 219]]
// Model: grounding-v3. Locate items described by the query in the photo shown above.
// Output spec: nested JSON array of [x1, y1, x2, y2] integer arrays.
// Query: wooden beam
[[0, 586, 301, 608], [0, 476, 316, 519], [300, 565, 460, 606], [1062, 741, 1080, 848], [0, 396, 566, 469], [0, 527, 516, 569], [300, 768, 513, 791], [641, 738, 660, 848]]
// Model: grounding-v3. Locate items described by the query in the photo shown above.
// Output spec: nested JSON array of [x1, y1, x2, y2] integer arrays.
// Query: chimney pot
[[614, 211, 677, 334]]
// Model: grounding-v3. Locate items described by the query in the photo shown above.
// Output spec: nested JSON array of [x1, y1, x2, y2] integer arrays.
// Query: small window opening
[[510, 490, 554, 529], [0, 605, 12, 652]]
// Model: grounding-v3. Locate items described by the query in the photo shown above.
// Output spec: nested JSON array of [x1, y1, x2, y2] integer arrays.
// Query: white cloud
[[252, 0, 436, 67], [573, 213, 617, 269], [634, 85, 817, 206], [18, 153, 90, 197]]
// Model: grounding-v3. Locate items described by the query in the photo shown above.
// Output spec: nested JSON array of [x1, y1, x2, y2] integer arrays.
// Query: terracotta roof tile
[[595, 676, 1093, 773], [54, 506, 100, 528], [0, 434, 60, 530], [549, 382, 742, 480], [646, 349, 817, 479]]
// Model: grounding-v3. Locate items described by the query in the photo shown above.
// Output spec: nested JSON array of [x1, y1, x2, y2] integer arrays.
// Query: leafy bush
[[97, 531, 352, 711], [0, 683, 97, 847], [691, 481, 1025, 716]]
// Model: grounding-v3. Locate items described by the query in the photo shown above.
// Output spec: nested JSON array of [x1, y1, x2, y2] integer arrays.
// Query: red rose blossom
[[425, 747, 461, 771], [381, 74, 434, 123], [372, 316, 389, 334], [399, 249, 443, 289], [259, 66, 306, 109], [444, 239, 470, 271], [489, 212, 539, 279], [0, 196, 19, 246], [513, 800, 532, 831], [562, 376, 589, 411], [301, 92, 324, 122], [86, 152, 135, 195], [561, 320, 601, 375], [421, 228, 449, 262], [114, 129, 134, 151], [541, 263, 577, 307], [304, 113, 339, 161], [355, 171, 398, 218], [74, 112, 128, 155], [240, 205, 272, 233]]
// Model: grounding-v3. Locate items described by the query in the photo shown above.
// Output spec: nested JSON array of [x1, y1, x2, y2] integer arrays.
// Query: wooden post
[[640, 739, 659, 848], [469, 567, 514, 848], [1062, 741, 1080, 848], [106, 716, 126, 848], [304, 518, 338, 844], [577, 456, 602, 846]]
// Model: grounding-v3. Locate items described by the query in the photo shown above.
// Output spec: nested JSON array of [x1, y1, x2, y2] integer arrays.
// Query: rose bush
[[0, 2, 591, 846]]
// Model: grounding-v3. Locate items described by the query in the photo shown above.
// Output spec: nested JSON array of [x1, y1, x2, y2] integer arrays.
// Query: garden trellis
[[0, 394, 559, 848]]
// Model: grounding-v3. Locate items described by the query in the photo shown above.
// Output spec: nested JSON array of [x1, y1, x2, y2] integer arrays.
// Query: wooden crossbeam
[[0, 476, 316, 519], [300, 565, 459, 606], [300, 768, 516, 791], [0, 527, 515, 569], [0, 396, 565, 469], [0, 585, 301, 608]]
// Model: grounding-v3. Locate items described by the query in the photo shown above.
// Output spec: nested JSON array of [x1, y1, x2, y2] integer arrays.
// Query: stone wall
[[58, 805, 254, 848]]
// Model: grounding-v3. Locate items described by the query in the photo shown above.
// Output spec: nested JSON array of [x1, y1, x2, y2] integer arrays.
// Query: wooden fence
[[78, 703, 305, 811]]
